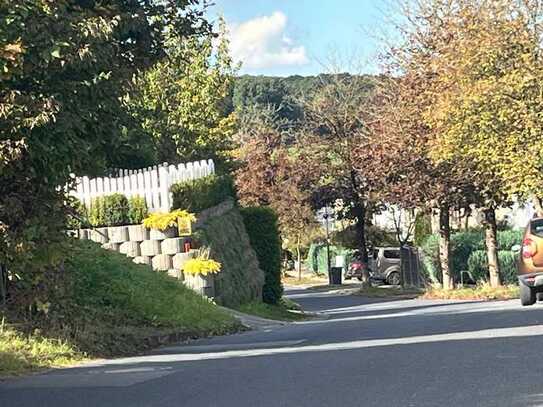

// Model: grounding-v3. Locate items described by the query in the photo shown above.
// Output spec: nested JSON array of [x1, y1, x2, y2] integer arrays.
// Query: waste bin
[[329, 267, 342, 285]]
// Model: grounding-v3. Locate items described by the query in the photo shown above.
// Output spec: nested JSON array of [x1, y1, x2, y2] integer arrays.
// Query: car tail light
[[522, 238, 537, 258]]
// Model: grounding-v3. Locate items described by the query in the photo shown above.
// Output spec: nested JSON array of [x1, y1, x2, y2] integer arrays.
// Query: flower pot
[[128, 224, 149, 242], [152, 254, 173, 271], [140, 240, 161, 256], [120, 241, 140, 258], [108, 226, 129, 243], [161, 237, 190, 255], [149, 227, 178, 241], [90, 228, 108, 244]]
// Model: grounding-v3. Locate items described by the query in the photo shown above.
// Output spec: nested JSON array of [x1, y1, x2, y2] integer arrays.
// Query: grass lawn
[[236, 299, 308, 322], [421, 284, 519, 301], [356, 286, 424, 299], [0, 325, 86, 376], [0, 240, 241, 376], [282, 274, 328, 287]]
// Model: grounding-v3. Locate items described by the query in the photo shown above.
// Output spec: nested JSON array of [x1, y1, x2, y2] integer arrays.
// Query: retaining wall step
[[120, 241, 140, 258], [128, 224, 149, 242], [108, 226, 129, 243], [133, 256, 152, 266], [152, 254, 173, 271], [150, 227, 177, 241], [140, 240, 161, 256]]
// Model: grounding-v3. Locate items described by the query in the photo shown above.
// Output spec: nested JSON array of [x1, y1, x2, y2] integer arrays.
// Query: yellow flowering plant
[[143, 210, 196, 231], [183, 247, 222, 276]]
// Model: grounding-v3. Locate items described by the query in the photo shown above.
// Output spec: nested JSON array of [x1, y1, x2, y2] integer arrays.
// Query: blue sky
[[208, 0, 395, 76]]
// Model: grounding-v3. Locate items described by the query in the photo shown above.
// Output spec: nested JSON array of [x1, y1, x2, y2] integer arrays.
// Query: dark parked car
[[518, 217, 543, 306]]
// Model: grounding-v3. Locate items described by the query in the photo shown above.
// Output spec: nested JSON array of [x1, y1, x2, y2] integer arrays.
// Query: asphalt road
[[3, 286, 543, 407]]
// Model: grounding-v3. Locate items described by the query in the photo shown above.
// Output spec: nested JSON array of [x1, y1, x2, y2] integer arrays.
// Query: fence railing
[[72, 159, 215, 212]]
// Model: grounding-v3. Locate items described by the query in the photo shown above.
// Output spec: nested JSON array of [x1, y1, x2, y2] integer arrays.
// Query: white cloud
[[228, 11, 309, 69]]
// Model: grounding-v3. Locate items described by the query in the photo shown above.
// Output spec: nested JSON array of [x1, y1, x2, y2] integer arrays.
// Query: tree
[[129, 19, 238, 171], [361, 74, 474, 290], [302, 73, 377, 284], [235, 110, 318, 279], [421, 0, 543, 287], [0, 0, 210, 302]]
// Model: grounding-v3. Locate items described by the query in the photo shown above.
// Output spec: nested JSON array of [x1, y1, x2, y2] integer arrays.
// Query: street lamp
[[323, 207, 331, 284]]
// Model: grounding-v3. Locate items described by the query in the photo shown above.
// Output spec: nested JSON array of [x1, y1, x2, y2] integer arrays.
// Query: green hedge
[[467, 250, 519, 284], [171, 174, 236, 213], [306, 243, 352, 275], [240, 207, 283, 304], [103, 194, 129, 226], [420, 229, 523, 284], [88, 194, 148, 227], [128, 196, 148, 225]]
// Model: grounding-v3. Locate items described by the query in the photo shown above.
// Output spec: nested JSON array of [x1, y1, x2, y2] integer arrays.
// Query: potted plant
[[182, 247, 221, 298], [143, 209, 196, 240]]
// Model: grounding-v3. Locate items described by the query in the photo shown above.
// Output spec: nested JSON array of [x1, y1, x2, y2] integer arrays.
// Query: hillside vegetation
[[0, 240, 240, 375]]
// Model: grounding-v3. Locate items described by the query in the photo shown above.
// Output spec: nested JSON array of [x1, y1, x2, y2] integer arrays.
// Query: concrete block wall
[[81, 224, 206, 296]]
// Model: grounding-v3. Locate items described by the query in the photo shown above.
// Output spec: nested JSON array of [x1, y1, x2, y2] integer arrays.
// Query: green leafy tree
[[0, 0, 210, 303], [129, 19, 238, 171]]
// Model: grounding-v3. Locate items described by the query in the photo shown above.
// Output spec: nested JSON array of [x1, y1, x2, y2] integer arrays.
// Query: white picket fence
[[72, 159, 215, 212]]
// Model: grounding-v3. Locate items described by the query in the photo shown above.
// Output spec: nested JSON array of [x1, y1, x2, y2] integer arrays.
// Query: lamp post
[[323, 207, 331, 284]]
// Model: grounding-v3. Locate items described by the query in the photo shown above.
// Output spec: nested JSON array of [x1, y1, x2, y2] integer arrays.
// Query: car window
[[373, 249, 379, 260], [383, 250, 401, 259], [531, 219, 543, 237]]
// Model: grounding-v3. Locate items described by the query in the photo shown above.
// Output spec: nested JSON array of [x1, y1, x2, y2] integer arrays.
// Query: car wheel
[[387, 271, 400, 286], [520, 283, 536, 306]]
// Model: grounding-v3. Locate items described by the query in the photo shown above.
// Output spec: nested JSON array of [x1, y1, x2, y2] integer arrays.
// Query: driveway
[[2, 286, 543, 407]]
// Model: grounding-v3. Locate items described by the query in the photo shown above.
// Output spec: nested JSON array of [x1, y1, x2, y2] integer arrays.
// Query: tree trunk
[[483, 208, 501, 288], [353, 201, 370, 286], [439, 205, 453, 290], [296, 236, 302, 281], [533, 196, 543, 217]]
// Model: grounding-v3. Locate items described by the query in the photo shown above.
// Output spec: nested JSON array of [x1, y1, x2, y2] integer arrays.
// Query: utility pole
[[324, 207, 331, 284]]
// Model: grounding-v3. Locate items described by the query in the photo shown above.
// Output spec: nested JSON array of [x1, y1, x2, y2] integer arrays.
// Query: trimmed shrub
[[468, 250, 519, 284], [194, 207, 265, 307], [171, 174, 236, 213], [240, 207, 283, 304], [497, 229, 523, 251], [128, 196, 148, 225], [421, 229, 523, 284], [89, 197, 106, 227], [103, 194, 129, 226]]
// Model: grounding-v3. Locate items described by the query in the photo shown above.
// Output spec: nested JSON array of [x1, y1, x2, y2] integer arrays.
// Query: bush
[[306, 243, 352, 275], [420, 229, 523, 284], [467, 250, 519, 284], [89, 196, 106, 227], [128, 196, 148, 224], [240, 207, 283, 304], [102, 194, 130, 226], [194, 207, 265, 307], [171, 174, 236, 213], [67, 198, 90, 229]]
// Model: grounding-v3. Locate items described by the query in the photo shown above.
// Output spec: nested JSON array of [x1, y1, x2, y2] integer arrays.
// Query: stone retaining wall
[[78, 224, 208, 297]]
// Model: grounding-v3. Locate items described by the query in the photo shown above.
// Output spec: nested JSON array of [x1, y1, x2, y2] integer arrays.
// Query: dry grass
[[0, 325, 87, 376], [282, 274, 328, 286], [421, 284, 519, 301], [357, 286, 424, 299]]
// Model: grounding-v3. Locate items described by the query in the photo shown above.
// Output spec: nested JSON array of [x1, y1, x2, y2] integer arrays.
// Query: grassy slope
[[236, 298, 307, 322], [0, 240, 240, 376]]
